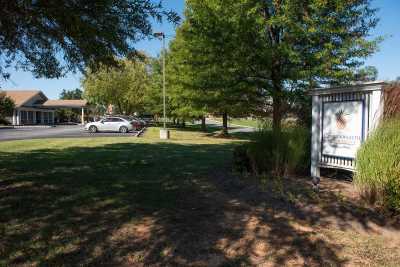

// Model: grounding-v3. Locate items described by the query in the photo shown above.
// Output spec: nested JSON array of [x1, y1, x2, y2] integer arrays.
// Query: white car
[[85, 117, 135, 133]]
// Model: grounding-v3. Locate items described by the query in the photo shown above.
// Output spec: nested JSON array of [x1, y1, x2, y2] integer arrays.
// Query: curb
[[135, 127, 146, 137], [13, 125, 55, 129]]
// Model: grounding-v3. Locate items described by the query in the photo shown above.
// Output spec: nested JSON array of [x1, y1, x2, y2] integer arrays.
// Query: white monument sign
[[322, 101, 363, 158], [310, 82, 385, 178]]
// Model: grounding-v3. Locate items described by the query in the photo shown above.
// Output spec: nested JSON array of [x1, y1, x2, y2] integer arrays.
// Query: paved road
[[0, 125, 140, 142], [0, 120, 253, 142], [205, 119, 256, 133]]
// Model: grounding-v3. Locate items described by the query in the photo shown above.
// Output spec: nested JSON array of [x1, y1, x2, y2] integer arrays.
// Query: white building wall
[[17, 109, 21, 125], [13, 109, 17, 125], [370, 90, 384, 132]]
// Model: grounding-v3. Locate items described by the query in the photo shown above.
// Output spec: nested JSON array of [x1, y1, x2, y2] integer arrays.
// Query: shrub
[[0, 92, 15, 121], [0, 117, 11, 125], [233, 144, 251, 173], [355, 118, 400, 212], [383, 83, 400, 119], [233, 126, 310, 176]]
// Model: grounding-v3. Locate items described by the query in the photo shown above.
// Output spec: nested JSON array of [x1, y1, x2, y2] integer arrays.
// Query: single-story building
[[4, 90, 87, 125]]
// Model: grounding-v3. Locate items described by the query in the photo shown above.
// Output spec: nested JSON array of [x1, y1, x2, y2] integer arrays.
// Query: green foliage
[[383, 83, 400, 119], [289, 90, 312, 128], [0, 1, 178, 81], [354, 66, 379, 82], [167, 42, 208, 121], [0, 92, 15, 120], [0, 128, 240, 266], [234, 126, 310, 176], [60, 89, 83, 100], [166, 5, 262, 134], [57, 89, 84, 122], [83, 58, 149, 115], [56, 109, 80, 123], [144, 57, 164, 117], [182, 0, 380, 131], [355, 118, 400, 212], [286, 128, 311, 174], [0, 118, 11, 125], [384, 178, 400, 213]]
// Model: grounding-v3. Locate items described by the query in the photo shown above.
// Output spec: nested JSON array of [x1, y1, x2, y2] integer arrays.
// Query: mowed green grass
[[228, 118, 262, 128], [2, 126, 400, 266], [213, 117, 264, 128], [0, 127, 243, 266]]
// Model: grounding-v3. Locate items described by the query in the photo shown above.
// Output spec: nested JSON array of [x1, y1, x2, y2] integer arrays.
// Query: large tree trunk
[[271, 63, 283, 133], [201, 116, 206, 131], [116, 102, 123, 115], [222, 112, 228, 136], [272, 93, 282, 133]]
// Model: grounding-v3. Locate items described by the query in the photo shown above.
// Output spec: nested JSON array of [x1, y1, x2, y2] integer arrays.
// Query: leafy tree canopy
[[60, 88, 83, 100], [82, 57, 150, 115], [167, 11, 262, 134], [183, 0, 380, 131], [0, 92, 15, 119], [144, 56, 165, 117], [0, 0, 179, 81], [354, 66, 378, 82]]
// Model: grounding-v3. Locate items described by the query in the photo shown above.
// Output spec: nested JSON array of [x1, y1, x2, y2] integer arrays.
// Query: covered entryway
[[42, 100, 88, 125]]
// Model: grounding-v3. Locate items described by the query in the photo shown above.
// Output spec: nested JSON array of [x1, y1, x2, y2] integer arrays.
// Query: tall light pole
[[154, 32, 169, 139]]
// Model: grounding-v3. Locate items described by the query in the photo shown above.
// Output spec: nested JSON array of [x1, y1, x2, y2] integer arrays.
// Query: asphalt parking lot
[[0, 125, 140, 141]]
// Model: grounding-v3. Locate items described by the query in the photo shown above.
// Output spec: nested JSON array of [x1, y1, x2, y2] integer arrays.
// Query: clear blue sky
[[2, 0, 399, 99]]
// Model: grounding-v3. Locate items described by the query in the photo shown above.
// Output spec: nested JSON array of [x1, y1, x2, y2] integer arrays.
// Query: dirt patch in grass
[[113, 171, 400, 267], [84, 172, 400, 266], [222, 173, 400, 266]]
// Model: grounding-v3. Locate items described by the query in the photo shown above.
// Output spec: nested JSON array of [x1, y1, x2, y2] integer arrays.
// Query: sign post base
[[160, 129, 170, 140]]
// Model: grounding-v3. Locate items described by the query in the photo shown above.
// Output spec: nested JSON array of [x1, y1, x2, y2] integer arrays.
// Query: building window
[[36, 112, 41, 124], [44, 112, 49, 124], [28, 111, 34, 124], [20, 111, 27, 124]]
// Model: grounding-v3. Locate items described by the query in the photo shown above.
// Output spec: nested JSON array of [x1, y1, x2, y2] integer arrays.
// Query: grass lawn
[[1, 126, 400, 266]]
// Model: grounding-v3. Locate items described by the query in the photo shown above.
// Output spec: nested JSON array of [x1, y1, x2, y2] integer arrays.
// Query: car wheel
[[119, 126, 128, 133], [89, 125, 98, 133]]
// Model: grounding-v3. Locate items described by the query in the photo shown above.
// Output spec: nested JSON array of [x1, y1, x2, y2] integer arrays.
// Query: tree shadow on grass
[[168, 123, 256, 141], [0, 142, 232, 266], [0, 141, 398, 266]]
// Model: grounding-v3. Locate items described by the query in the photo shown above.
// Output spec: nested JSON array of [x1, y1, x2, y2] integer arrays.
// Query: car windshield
[[100, 116, 126, 122], [115, 115, 130, 120], [124, 116, 138, 122]]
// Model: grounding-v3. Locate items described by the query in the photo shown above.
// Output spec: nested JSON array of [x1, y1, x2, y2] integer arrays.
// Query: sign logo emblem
[[335, 109, 349, 129]]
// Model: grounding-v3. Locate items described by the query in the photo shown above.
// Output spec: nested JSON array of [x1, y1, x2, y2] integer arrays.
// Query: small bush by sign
[[233, 126, 310, 177], [355, 118, 400, 213]]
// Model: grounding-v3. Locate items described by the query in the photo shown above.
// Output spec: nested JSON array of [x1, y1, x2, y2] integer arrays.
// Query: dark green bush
[[233, 126, 310, 176], [233, 144, 251, 173], [0, 117, 11, 125], [355, 118, 400, 212]]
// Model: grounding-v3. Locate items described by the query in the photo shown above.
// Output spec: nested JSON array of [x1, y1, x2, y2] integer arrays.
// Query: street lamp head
[[153, 32, 164, 38]]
